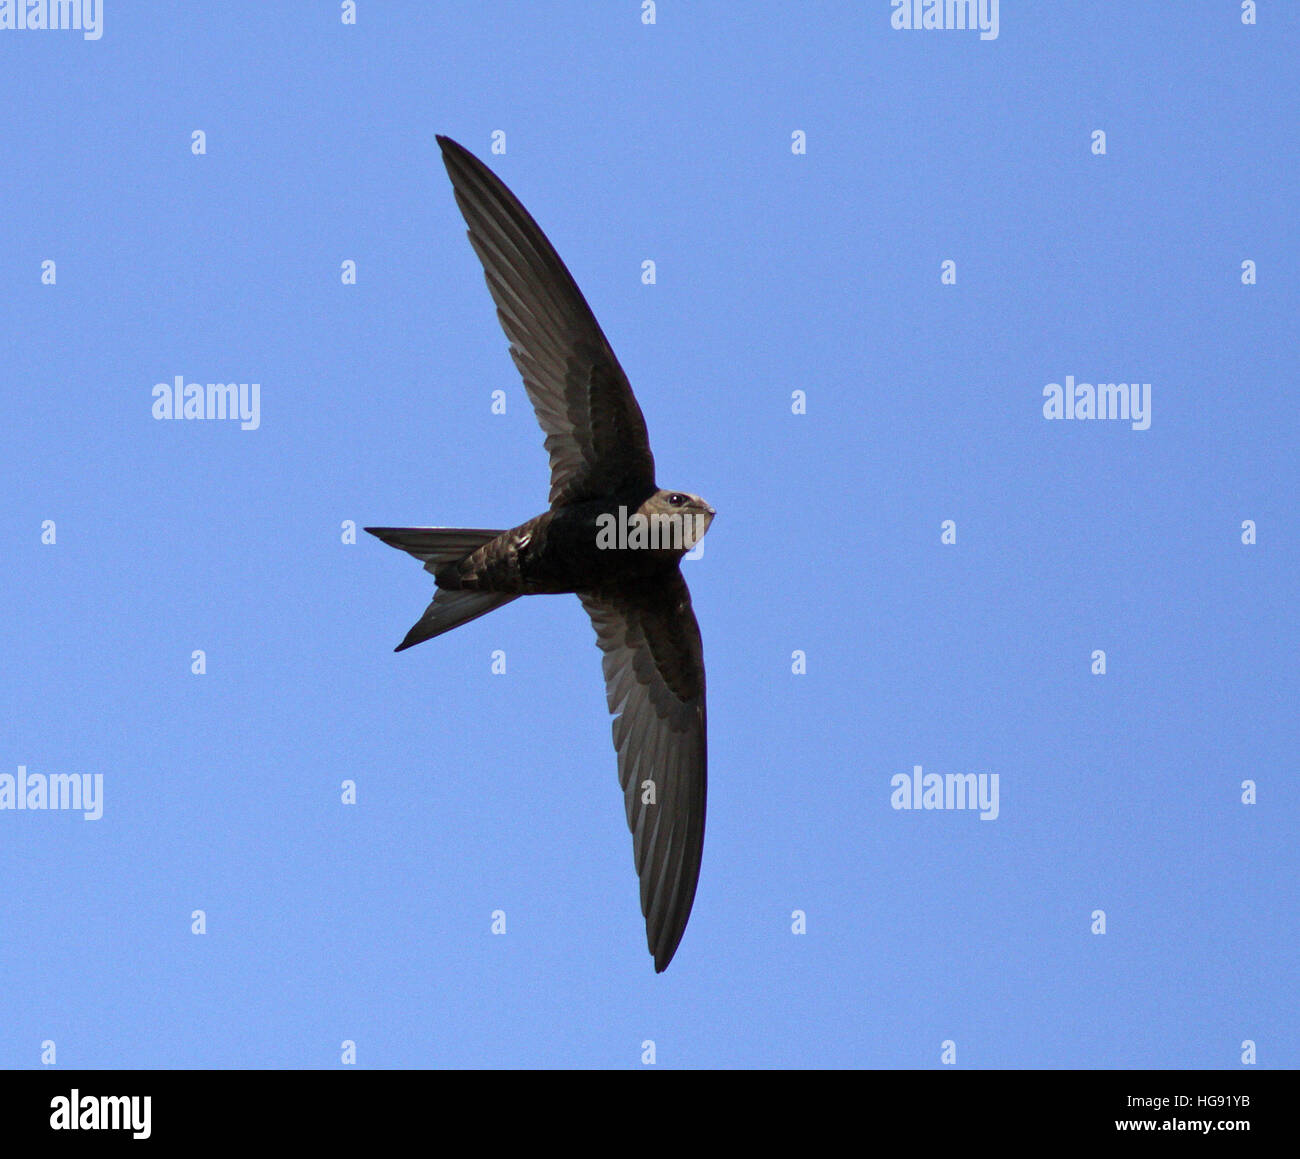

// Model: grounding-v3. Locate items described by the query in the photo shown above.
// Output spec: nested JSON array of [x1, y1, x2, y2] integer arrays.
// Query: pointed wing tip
[[436, 134, 465, 161], [366, 527, 405, 551], [653, 931, 686, 973]]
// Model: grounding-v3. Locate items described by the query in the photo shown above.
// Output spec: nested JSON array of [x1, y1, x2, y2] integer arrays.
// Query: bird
[[366, 135, 714, 972]]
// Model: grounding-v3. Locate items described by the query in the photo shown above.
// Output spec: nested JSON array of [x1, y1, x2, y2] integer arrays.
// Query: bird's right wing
[[437, 135, 657, 508], [579, 571, 706, 972]]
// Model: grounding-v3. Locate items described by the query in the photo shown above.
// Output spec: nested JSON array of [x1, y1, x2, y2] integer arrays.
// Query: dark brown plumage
[[366, 136, 714, 972]]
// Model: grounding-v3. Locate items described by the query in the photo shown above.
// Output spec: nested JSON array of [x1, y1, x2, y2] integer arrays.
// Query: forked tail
[[365, 526, 519, 651]]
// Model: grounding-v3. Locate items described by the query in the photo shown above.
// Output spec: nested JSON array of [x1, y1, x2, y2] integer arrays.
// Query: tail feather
[[365, 526, 504, 575], [394, 588, 519, 651], [365, 526, 519, 651]]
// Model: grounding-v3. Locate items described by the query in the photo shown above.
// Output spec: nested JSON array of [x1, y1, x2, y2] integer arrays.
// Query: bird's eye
[[668, 493, 686, 507]]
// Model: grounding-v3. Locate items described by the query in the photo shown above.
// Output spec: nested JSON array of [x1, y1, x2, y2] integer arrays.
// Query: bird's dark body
[[367, 135, 713, 972], [439, 494, 681, 596]]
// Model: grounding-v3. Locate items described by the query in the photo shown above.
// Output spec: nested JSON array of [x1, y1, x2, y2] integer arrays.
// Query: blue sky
[[1, 1, 1296, 1068]]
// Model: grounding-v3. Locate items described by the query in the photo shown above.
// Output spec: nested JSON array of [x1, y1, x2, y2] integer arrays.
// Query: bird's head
[[635, 490, 716, 552]]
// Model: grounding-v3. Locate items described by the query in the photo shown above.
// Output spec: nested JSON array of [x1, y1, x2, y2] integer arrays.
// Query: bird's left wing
[[579, 570, 706, 972], [437, 135, 657, 509]]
